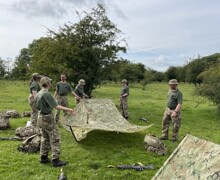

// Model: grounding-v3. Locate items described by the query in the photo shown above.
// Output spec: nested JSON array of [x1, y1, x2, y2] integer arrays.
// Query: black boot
[[40, 155, 50, 164], [52, 159, 68, 167]]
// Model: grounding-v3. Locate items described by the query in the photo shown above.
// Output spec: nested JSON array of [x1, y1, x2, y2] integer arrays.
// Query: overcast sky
[[1, 0, 220, 71]]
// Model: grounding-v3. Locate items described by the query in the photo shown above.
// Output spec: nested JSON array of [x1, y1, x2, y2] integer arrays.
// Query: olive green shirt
[[36, 89, 58, 114], [30, 81, 41, 93], [56, 82, 73, 96], [121, 85, 129, 96], [74, 84, 84, 98], [167, 89, 183, 109]]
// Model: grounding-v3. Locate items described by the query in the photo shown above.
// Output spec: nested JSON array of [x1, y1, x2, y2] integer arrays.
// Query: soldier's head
[[121, 79, 128, 86], [78, 79, 86, 86], [40, 77, 52, 88], [32, 73, 42, 81], [168, 79, 178, 90], [60, 73, 67, 81]]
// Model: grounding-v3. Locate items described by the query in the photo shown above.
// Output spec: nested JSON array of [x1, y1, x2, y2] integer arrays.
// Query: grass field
[[0, 80, 219, 180]]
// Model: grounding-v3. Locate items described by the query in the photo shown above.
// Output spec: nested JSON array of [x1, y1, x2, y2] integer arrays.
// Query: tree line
[[0, 4, 219, 109]]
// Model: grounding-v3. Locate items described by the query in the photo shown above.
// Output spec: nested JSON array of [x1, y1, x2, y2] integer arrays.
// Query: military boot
[[40, 155, 50, 164], [52, 159, 68, 167]]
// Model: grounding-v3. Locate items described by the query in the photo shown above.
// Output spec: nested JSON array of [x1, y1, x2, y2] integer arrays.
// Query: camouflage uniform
[[36, 89, 60, 160], [74, 79, 87, 104], [161, 82, 183, 141], [120, 79, 129, 119], [28, 78, 41, 126], [54, 82, 73, 122]]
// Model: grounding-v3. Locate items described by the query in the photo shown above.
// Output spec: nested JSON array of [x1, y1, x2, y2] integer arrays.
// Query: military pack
[[144, 134, 167, 155], [15, 126, 40, 138], [0, 113, 10, 130]]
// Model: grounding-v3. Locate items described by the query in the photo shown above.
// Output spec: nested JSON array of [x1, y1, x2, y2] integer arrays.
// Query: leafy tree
[[141, 69, 154, 90], [29, 4, 126, 95], [0, 57, 6, 78], [196, 65, 220, 110], [164, 66, 179, 81], [11, 48, 31, 79]]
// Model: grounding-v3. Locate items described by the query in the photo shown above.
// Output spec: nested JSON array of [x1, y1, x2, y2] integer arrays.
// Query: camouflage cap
[[121, 79, 127, 83], [40, 77, 52, 86], [78, 79, 86, 85], [168, 79, 178, 85], [32, 73, 41, 78]]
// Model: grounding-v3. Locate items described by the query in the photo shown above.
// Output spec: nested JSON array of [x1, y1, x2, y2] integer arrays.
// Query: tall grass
[[0, 80, 219, 180]]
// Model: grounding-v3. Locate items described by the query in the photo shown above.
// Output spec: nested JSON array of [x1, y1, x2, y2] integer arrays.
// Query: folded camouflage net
[[61, 99, 153, 141]]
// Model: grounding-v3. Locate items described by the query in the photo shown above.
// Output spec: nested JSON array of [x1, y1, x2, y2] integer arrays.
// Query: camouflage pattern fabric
[[120, 97, 128, 118], [161, 107, 181, 140], [54, 95, 68, 122], [61, 99, 153, 141], [5, 110, 20, 118], [17, 134, 41, 153], [37, 113, 60, 160], [15, 126, 40, 138], [28, 94, 38, 126], [152, 134, 220, 179], [22, 111, 31, 117], [144, 134, 167, 155], [0, 113, 10, 130]]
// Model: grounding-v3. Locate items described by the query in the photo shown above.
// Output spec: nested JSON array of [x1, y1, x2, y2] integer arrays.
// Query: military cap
[[168, 79, 178, 85], [32, 73, 41, 78], [121, 79, 128, 83], [78, 79, 86, 85], [40, 77, 52, 86]]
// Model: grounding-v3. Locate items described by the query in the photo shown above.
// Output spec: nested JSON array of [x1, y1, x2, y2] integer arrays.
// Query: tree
[[29, 4, 126, 95], [0, 57, 6, 78]]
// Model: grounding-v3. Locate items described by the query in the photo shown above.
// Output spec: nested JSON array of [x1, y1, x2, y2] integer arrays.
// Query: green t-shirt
[[121, 86, 129, 96], [30, 81, 41, 93], [74, 84, 84, 98], [36, 89, 58, 114], [167, 89, 183, 109], [56, 82, 73, 96]]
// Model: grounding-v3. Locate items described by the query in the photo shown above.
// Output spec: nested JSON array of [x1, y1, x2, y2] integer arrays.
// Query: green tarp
[[61, 99, 153, 141], [152, 134, 220, 180]]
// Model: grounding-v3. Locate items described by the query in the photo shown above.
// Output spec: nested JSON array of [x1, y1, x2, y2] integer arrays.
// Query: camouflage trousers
[[28, 94, 37, 126], [120, 97, 128, 119], [54, 95, 68, 122], [161, 107, 181, 140], [37, 113, 60, 160]]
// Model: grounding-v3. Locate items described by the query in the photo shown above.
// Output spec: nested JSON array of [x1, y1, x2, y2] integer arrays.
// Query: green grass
[[0, 80, 219, 180]]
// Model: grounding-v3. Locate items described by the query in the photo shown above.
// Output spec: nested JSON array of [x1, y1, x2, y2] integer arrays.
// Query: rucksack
[[0, 113, 10, 130], [17, 134, 41, 153], [15, 126, 40, 138], [144, 134, 168, 155]]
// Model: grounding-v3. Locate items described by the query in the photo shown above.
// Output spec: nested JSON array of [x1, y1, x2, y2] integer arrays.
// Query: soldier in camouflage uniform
[[54, 74, 80, 122], [36, 77, 75, 167], [74, 79, 89, 104], [120, 79, 129, 120], [160, 79, 183, 143], [28, 73, 42, 126]]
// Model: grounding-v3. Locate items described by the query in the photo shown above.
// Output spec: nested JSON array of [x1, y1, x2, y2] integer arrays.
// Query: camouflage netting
[[152, 134, 220, 180], [61, 99, 153, 141]]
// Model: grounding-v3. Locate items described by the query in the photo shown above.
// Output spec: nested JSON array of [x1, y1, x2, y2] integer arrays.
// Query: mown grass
[[0, 80, 219, 180]]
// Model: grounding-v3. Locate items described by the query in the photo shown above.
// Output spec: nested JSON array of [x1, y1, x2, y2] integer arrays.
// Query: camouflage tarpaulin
[[61, 99, 153, 141], [152, 134, 220, 180]]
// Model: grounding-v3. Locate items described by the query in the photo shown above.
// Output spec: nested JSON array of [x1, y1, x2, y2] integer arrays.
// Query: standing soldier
[[74, 79, 89, 104], [160, 79, 183, 143], [28, 73, 42, 126], [54, 74, 80, 122], [120, 79, 129, 120], [36, 76, 75, 167]]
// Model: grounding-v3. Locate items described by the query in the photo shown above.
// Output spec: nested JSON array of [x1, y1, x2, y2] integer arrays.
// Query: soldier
[[54, 74, 80, 122], [120, 79, 129, 120], [28, 73, 42, 126], [36, 76, 75, 167], [160, 79, 183, 143], [74, 79, 89, 104]]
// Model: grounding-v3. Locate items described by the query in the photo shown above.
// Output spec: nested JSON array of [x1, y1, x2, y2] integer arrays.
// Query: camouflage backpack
[[144, 134, 168, 155], [15, 126, 40, 138], [0, 113, 10, 130], [17, 134, 41, 153]]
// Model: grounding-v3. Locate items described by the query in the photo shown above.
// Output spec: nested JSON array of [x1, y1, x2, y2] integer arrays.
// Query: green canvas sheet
[[152, 134, 220, 180], [61, 99, 153, 141]]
